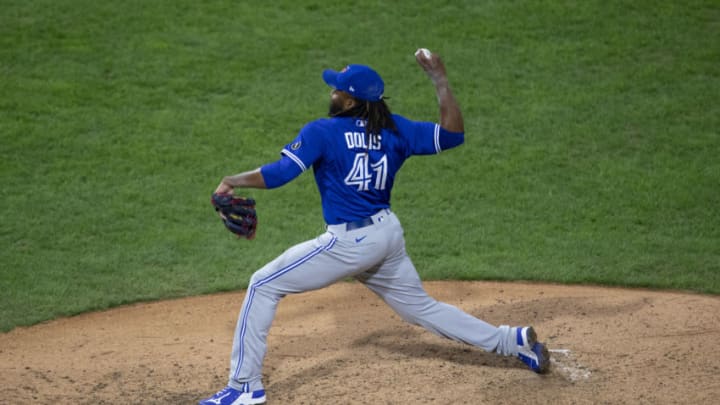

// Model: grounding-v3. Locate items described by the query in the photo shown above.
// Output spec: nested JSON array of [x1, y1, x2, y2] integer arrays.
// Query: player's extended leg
[[356, 250, 519, 356], [355, 222, 550, 373], [353, 213, 523, 357]]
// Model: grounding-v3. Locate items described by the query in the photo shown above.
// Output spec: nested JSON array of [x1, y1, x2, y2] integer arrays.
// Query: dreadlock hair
[[336, 98, 398, 138]]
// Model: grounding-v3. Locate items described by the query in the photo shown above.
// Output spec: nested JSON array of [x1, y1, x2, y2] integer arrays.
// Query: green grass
[[1, 0, 719, 332]]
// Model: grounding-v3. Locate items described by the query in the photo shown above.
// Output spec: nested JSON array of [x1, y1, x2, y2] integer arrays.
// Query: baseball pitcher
[[200, 49, 550, 405]]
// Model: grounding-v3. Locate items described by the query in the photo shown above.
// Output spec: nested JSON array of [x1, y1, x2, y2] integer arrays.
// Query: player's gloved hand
[[211, 193, 257, 240]]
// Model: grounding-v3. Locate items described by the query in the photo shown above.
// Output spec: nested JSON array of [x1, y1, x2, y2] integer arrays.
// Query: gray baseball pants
[[226, 210, 518, 392]]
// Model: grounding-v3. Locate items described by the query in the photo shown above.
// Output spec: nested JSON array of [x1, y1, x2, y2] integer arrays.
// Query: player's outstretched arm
[[215, 168, 267, 194], [215, 153, 304, 194], [415, 49, 464, 133]]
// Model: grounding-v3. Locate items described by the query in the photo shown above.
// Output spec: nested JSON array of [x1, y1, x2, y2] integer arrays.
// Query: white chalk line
[[549, 348, 591, 382]]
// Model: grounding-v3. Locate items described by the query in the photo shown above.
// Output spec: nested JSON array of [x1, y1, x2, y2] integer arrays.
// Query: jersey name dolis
[[344, 131, 382, 150]]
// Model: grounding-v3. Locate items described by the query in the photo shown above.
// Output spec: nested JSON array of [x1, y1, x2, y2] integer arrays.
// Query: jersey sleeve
[[392, 114, 464, 156], [279, 121, 325, 171], [260, 155, 303, 189]]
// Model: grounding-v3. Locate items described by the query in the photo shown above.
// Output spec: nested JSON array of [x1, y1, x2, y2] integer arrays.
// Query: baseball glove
[[211, 193, 257, 239]]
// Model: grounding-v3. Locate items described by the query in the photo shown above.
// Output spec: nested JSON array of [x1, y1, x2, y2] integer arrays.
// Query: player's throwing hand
[[414, 48, 448, 85]]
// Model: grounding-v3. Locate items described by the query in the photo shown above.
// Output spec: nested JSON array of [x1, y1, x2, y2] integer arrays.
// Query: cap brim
[[322, 69, 339, 89]]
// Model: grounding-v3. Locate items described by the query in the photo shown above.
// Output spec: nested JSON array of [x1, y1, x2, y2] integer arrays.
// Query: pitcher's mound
[[1, 281, 719, 404]]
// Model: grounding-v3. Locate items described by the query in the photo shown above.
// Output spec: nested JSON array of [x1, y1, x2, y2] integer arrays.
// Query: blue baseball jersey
[[277, 114, 461, 225]]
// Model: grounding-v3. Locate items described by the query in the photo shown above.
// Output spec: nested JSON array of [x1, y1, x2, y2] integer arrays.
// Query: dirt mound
[[1, 281, 718, 404]]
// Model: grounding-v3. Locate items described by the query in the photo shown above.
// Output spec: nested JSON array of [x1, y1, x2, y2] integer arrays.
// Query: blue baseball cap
[[322, 64, 384, 102]]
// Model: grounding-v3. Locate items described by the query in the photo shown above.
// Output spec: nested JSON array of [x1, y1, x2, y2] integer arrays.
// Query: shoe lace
[[213, 387, 233, 397]]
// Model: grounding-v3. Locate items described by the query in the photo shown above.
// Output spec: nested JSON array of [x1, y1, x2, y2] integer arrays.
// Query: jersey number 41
[[344, 153, 388, 191]]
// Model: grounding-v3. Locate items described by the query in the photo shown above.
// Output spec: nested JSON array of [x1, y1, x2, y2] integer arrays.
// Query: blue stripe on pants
[[232, 236, 336, 380]]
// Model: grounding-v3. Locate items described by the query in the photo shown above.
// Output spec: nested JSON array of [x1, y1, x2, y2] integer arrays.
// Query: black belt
[[345, 216, 374, 231]]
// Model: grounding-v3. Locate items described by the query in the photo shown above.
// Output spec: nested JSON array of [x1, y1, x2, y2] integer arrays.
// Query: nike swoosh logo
[[355, 235, 367, 243]]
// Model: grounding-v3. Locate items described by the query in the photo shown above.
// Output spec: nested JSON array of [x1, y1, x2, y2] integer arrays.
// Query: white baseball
[[415, 48, 432, 58]]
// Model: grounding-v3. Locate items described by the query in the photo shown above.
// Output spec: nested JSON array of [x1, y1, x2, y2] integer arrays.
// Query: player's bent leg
[[225, 235, 336, 392], [227, 231, 379, 391]]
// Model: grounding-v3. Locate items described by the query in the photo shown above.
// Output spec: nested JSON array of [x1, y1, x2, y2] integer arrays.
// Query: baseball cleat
[[516, 326, 551, 373], [198, 385, 266, 405]]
